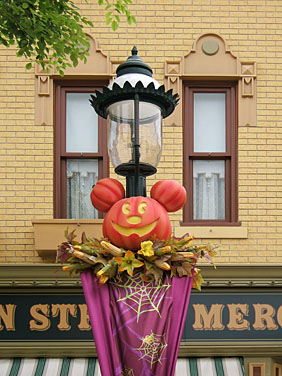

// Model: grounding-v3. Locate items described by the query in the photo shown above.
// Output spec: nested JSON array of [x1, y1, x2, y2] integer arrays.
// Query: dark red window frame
[[182, 81, 239, 226], [54, 80, 109, 218]]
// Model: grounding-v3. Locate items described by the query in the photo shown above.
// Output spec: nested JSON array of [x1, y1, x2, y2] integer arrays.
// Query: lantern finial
[[132, 46, 138, 55]]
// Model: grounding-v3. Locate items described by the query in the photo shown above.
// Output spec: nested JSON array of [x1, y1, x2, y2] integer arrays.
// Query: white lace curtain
[[193, 160, 225, 220], [67, 159, 98, 219], [193, 173, 225, 220]]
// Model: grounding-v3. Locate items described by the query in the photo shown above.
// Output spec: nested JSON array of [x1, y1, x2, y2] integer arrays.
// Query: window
[[54, 81, 109, 219], [183, 82, 238, 225]]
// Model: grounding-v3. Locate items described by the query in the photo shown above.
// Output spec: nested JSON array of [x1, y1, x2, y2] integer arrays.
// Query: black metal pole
[[134, 94, 140, 196]]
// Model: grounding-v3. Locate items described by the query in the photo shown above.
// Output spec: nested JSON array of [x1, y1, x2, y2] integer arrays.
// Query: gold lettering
[[29, 304, 50, 331], [192, 304, 225, 330], [227, 304, 250, 330], [253, 304, 278, 330], [78, 304, 91, 331], [276, 306, 282, 328], [52, 304, 76, 331], [0, 304, 16, 331]]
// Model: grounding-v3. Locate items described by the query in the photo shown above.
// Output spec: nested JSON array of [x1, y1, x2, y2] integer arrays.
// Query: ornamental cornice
[[0, 264, 281, 289]]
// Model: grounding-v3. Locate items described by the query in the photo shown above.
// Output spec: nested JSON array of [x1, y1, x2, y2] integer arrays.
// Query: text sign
[[183, 292, 282, 342], [1, 291, 282, 342]]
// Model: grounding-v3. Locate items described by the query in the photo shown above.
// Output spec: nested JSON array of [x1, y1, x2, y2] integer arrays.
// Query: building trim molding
[[0, 263, 282, 288], [165, 33, 257, 127]]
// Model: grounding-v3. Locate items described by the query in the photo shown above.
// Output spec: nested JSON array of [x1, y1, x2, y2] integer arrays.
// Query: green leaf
[[111, 20, 118, 31], [25, 62, 32, 70]]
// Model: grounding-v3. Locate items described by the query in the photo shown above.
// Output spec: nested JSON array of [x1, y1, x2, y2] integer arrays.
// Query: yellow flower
[[137, 241, 154, 257], [115, 250, 144, 276]]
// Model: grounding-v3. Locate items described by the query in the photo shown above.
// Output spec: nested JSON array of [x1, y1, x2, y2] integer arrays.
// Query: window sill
[[175, 225, 248, 239], [32, 219, 103, 257]]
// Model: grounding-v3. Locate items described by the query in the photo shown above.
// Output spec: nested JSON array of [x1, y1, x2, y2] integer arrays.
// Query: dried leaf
[[143, 260, 164, 283], [193, 268, 204, 291], [81, 231, 87, 243], [64, 227, 77, 242], [57, 243, 72, 263], [177, 262, 193, 277]]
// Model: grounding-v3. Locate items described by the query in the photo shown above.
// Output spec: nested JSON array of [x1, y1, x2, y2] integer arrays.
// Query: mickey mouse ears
[[150, 180, 187, 212], [91, 178, 186, 214]]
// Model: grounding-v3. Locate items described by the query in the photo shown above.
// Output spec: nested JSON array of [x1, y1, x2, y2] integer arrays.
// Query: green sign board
[[1, 291, 282, 342]]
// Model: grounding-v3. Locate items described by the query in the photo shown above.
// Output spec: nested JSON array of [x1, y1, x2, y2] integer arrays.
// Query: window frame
[[182, 81, 238, 226], [54, 80, 109, 219]]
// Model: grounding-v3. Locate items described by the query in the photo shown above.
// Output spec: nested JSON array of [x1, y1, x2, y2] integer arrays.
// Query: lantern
[[89, 46, 179, 197]]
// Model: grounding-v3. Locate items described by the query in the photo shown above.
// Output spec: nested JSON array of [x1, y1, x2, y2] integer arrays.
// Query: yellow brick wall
[[0, 0, 282, 264]]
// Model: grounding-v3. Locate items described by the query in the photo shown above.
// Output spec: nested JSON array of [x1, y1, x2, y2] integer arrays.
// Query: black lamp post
[[90, 47, 178, 197]]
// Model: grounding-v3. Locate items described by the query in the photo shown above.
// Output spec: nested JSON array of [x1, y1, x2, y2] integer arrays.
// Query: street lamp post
[[90, 46, 179, 197]]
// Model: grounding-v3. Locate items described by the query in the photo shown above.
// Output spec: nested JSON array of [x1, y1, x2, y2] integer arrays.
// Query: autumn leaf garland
[[57, 229, 217, 290]]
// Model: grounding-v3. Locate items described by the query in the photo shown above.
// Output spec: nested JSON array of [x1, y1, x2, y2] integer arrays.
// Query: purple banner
[[81, 271, 193, 376]]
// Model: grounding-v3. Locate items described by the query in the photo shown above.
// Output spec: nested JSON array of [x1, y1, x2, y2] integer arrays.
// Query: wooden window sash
[[183, 81, 238, 225], [54, 80, 109, 219]]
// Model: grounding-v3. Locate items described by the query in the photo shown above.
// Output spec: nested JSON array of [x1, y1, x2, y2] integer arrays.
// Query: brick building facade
[[0, 1, 282, 375]]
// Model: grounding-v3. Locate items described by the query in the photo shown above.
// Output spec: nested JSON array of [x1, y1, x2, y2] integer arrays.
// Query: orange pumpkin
[[103, 196, 171, 250], [90, 178, 125, 213], [150, 180, 186, 212]]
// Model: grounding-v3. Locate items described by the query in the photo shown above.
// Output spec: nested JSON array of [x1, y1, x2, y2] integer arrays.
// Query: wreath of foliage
[[57, 229, 217, 290]]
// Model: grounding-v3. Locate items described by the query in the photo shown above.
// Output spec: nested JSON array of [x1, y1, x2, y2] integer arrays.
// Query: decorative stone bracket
[[165, 33, 257, 127]]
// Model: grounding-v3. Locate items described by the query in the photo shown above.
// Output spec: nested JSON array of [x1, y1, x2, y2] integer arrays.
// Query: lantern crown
[[116, 46, 153, 77], [89, 47, 179, 119], [89, 80, 179, 119]]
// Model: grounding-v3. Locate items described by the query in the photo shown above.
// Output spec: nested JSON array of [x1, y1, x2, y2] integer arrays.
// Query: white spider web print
[[136, 331, 167, 369], [112, 275, 171, 322]]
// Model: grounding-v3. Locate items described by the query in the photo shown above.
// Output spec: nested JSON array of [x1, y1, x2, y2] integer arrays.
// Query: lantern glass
[[107, 100, 162, 168]]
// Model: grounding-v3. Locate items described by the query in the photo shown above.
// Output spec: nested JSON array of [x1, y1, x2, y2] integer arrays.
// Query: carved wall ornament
[[202, 40, 219, 56], [37, 76, 50, 96], [165, 33, 257, 127]]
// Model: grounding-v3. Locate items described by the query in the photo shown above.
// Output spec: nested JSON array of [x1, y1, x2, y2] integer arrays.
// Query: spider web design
[[121, 367, 135, 376], [112, 275, 171, 322], [136, 331, 167, 369]]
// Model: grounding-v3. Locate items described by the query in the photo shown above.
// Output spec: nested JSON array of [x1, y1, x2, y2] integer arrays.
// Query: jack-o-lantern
[[103, 196, 171, 250]]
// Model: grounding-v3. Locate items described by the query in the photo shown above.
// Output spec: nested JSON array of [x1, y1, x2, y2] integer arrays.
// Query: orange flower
[[116, 251, 144, 276]]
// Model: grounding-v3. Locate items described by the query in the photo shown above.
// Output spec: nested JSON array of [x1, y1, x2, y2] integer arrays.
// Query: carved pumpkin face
[[103, 196, 171, 250]]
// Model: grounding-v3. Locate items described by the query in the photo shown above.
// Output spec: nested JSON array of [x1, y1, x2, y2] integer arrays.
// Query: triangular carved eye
[[122, 202, 131, 215], [138, 202, 147, 214]]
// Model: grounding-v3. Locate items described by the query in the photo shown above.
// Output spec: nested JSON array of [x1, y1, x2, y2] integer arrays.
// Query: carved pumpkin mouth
[[112, 219, 159, 237]]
